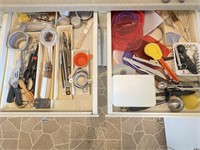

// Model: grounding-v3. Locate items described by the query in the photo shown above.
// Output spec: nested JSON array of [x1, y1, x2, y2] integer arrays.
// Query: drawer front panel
[[0, 0, 200, 12]]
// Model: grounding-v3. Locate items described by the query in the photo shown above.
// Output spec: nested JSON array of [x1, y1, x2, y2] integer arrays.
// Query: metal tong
[[123, 56, 169, 82], [60, 32, 71, 95]]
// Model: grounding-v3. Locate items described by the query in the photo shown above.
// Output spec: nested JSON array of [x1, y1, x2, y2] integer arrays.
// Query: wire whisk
[[173, 10, 190, 42]]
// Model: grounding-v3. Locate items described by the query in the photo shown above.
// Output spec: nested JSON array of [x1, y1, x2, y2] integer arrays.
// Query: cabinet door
[[164, 118, 200, 149]]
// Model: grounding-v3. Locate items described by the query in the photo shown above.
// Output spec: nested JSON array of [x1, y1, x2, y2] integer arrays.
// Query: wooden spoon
[[18, 79, 34, 102]]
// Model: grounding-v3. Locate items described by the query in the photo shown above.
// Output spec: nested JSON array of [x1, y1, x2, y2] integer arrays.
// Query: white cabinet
[[164, 118, 200, 150]]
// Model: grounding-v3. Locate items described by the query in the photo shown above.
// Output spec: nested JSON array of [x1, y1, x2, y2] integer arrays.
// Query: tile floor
[[0, 67, 167, 150]]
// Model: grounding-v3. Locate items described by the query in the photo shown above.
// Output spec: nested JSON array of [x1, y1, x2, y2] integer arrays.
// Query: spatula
[[144, 43, 180, 83]]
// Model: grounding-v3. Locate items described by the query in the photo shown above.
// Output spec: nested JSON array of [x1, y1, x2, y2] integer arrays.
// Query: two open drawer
[[0, 10, 200, 117]]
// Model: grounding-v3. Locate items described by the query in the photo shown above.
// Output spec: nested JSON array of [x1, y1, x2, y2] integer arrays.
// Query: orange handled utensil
[[144, 43, 180, 83]]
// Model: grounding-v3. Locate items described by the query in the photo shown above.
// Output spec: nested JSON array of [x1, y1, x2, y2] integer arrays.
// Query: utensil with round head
[[40, 27, 58, 62], [39, 27, 58, 99], [8, 31, 29, 51], [144, 43, 180, 83]]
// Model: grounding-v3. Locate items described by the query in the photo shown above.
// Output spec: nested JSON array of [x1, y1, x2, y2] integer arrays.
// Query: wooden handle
[[24, 92, 34, 102], [18, 80, 28, 92], [18, 79, 34, 101]]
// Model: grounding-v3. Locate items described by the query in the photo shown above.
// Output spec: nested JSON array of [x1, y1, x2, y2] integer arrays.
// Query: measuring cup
[[69, 52, 93, 79], [73, 52, 93, 67], [40, 27, 58, 98], [144, 43, 180, 83]]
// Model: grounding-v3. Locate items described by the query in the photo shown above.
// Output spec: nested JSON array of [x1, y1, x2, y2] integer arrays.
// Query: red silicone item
[[112, 11, 144, 51]]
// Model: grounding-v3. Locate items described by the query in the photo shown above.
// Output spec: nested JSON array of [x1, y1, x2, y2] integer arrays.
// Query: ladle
[[144, 43, 180, 83]]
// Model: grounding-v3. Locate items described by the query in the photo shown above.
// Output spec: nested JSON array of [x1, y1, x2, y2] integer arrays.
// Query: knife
[[10, 59, 23, 106]]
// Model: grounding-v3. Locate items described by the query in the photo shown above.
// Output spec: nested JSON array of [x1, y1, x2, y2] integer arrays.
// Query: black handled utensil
[[9, 59, 23, 106], [177, 45, 197, 74]]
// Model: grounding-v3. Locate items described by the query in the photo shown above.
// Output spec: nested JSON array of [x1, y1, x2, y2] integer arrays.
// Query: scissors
[[23, 43, 38, 93]]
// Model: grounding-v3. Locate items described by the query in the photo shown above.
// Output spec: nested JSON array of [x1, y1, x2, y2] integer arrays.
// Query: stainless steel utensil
[[40, 27, 58, 98], [167, 96, 184, 112]]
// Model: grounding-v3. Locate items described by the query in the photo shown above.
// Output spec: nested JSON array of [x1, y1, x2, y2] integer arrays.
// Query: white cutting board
[[112, 75, 156, 107]]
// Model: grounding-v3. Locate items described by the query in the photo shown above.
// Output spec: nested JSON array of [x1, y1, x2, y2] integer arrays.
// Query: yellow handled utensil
[[144, 43, 180, 83], [182, 94, 200, 109], [18, 13, 30, 22]]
